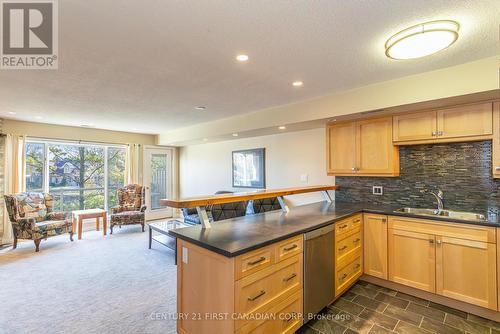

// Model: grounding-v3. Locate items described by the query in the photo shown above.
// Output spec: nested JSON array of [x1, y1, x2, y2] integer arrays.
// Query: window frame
[[25, 138, 127, 211]]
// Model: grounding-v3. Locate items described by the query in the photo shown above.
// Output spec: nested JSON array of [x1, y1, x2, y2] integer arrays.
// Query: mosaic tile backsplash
[[335, 141, 500, 214]]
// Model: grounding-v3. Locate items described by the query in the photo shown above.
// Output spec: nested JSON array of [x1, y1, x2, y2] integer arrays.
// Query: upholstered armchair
[[4, 192, 73, 252], [110, 184, 146, 234]]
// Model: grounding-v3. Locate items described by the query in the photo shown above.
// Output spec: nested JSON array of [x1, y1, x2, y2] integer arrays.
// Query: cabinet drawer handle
[[283, 273, 297, 282], [436, 240, 442, 245], [429, 239, 435, 244], [248, 290, 266, 301], [247, 256, 266, 266], [354, 219, 361, 223], [353, 238, 361, 243], [338, 245, 347, 251], [438, 131, 444, 136], [340, 273, 348, 281], [339, 224, 348, 229], [354, 263, 361, 269], [283, 312, 297, 323], [381, 218, 387, 223], [283, 244, 298, 252], [432, 131, 437, 136], [496, 167, 500, 171]]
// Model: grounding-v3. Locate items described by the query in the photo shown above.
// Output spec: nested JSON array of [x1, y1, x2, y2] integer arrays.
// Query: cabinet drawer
[[275, 290, 303, 334], [388, 216, 496, 243], [235, 255, 302, 323], [235, 245, 275, 280], [336, 231, 362, 265], [335, 214, 362, 238], [237, 290, 303, 334], [276, 235, 303, 263], [336, 253, 362, 297]]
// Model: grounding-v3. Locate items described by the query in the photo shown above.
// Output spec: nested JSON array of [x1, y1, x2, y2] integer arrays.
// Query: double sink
[[394, 207, 487, 222]]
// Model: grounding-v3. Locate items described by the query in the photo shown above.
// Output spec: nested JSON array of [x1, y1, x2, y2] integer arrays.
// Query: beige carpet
[[0, 225, 177, 334]]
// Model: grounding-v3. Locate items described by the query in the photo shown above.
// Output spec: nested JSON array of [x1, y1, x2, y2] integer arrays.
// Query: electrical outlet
[[373, 186, 383, 195]]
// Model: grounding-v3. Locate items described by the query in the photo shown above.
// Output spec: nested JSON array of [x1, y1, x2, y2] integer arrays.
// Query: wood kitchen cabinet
[[436, 236, 497, 310], [177, 235, 303, 334], [335, 215, 363, 297], [388, 227, 436, 293], [326, 117, 399, 176], [393, 102, 493, 145], [363, 214, 388, 279], [387, 216, 497, 310], [393, 111, 437, 142], [326, 122, 357, 175]]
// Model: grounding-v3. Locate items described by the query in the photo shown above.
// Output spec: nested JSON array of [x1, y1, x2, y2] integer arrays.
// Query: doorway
[[143, 147, 174, 220]]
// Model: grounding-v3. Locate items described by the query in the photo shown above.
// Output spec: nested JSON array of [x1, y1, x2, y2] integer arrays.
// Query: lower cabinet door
[[436, 236, 497, 310], [388, 228, 436, 293], [363, 214, 388, 279]]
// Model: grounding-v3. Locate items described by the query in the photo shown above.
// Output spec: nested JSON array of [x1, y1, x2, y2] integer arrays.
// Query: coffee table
[[148, 219, 190, 254], [72, 209, 108, 240]]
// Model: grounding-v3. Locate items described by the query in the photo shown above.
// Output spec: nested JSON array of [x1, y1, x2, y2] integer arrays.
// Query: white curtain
[[126, 143, 141, 185], [2, 134, 26, 244]]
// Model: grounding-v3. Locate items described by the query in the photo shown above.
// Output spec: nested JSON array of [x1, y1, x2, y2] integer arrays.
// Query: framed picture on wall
[[232, 148, 266, 189]]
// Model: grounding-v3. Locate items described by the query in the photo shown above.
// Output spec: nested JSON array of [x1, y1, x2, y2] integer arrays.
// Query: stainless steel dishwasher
[[303, 224, 335, 321]]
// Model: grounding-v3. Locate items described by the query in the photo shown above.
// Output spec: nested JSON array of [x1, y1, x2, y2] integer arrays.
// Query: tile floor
[[298, 281, 500, 334]]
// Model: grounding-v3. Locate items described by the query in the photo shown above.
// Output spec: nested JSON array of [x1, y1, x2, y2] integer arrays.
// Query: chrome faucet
[[420, 189, 444, 213]]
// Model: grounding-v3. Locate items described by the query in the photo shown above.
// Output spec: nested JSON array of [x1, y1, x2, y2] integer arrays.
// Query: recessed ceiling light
[[385, 20, 459, 60], [35, 116, 43, 120], [236, 54, 249, 62], [278, 126, 286, 130], [80, 124, 95, 128], [8, 111, 16, 115], [195, 106, 206, 110], [292, 81, 303, 87], [232, 133, 239, 137]]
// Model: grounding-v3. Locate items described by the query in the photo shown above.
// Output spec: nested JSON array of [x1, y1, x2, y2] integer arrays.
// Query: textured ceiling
[[1, 0, 499, 134]]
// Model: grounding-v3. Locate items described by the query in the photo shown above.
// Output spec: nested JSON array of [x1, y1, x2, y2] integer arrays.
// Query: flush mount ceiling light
[[292, 81, 303, 87], [232, 133, 239, 137], [236, 54, 249, 62], [195, 106, 206, 110], [385, 20, 459, 60], [278, 126, 286, 130], [8, 111, 16, 115]]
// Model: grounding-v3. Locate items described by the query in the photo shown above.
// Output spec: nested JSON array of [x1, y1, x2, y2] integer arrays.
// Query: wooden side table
[[72, 209, 108, 240]]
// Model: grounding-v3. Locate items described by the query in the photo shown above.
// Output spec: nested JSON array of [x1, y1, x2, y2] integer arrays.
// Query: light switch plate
[[373, 186, 383, 195], [300, 173, 308, 182], [182, 247, 188, 264]]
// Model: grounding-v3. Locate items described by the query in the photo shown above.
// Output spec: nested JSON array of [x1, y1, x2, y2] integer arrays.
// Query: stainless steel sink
[[395, 207, 487, 222]]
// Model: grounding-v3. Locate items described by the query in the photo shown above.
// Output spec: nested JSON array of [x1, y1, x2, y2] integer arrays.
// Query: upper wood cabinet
[[326, 117, 399, 177], [393, 102, 493, 145], [363, 214, 388, 280], [393, 111, 437, 142], [492, 102, 500, 178], [326, 122, 357, 175]]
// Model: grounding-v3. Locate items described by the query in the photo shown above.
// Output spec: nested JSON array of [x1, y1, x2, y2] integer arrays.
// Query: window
[[25, 140, 126, 212]]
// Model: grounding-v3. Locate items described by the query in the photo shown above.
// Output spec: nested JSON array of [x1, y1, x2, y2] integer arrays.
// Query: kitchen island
[[170, 200, 500, 333]]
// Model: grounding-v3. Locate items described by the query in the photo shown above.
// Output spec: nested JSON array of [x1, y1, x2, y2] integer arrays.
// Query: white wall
[[179, 128, 334, 206]]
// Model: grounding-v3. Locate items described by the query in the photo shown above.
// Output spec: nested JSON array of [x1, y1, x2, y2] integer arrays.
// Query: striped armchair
[[4, 192, 73, 252]]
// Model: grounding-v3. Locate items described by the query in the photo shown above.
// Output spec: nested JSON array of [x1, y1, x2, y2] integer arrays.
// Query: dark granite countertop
[[169, 201, 500, 257]]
